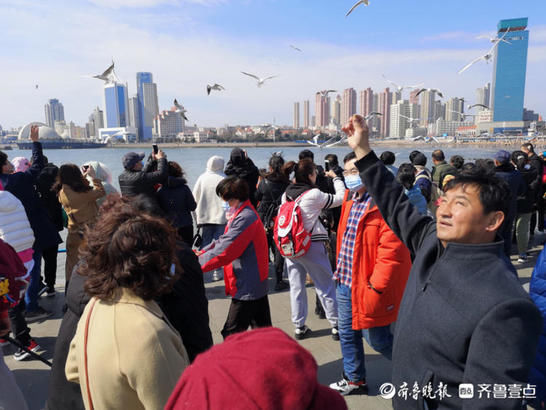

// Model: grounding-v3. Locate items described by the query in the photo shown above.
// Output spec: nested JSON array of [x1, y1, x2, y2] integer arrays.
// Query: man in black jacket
[[521, 143, 544, 234], [343, 114, 542, 409], [118, 149, 168, 204]]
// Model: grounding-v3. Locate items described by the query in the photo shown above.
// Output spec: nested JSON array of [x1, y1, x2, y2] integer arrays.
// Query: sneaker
[[45, 287, 56, 297], [274, 280, 289, 292], [329, 376, 367, 396], [13, 339, 40, 361], [331, 326, 340, 341], [517, 254, 528, 263], [0, 338, 10, 347], [295, 325, 311, 340], [212, 271, 223, 282], [25, 307, 52, 322], [37, 282, 48, 297]]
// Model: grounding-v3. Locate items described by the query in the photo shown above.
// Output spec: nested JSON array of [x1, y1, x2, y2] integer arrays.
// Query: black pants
[[267, 230, 285, 283], [42, 244, 59, 288], [7, 301, 30, 345], [221, 296, 272, 339], [177, 226, 194, 247]]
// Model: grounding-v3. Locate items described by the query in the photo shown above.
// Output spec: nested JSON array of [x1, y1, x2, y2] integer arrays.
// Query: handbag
[[192, 227, 203, 249]]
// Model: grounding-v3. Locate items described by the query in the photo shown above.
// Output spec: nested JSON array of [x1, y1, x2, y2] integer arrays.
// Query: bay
[[5, 145, 508, 190]]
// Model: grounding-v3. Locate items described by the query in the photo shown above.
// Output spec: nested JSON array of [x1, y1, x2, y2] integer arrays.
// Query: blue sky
[[0, 0, 545, 129]]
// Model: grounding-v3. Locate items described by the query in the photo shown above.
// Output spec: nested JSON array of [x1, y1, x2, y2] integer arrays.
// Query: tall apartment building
[[154, 109, 184, 138], [332, 95, 341, 126], [303, 100, 310, 128], [420, 90, 437, 126], [379, 88, 392, 138], [315, 92, 330, 128], [390, 100, 411, 138], [136, 72, 159, 141], [445, 98, 465, 121], [360, 88, 373, 119], [293, 102, 300, 129], [341, 88, 357, 125], [476, 83, 491, 111]]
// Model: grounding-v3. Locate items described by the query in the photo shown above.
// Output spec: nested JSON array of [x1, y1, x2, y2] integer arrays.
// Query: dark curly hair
[[53, 164, 92, 193], [81, 196, 180, 301]]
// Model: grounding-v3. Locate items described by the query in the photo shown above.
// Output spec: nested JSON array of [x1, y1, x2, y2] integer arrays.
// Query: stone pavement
[[4, 233, 544, 410]]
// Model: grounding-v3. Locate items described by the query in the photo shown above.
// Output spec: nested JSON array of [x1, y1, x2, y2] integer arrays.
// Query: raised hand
[[344, 115, 371, 160], [30, 125, 39, 142], [84, 165, 96, 179]]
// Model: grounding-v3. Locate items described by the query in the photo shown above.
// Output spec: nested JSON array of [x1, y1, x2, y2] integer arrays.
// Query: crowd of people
[[1, 120, 546, 409]]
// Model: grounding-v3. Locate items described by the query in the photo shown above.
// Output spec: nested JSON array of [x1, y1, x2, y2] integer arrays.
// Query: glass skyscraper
[[104, 83, 129, 128], [136, 72, 158, 141], [491, 18, 529, 122]]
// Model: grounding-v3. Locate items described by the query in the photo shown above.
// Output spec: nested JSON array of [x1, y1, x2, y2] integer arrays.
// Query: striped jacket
[[199, 200, 269, 300]]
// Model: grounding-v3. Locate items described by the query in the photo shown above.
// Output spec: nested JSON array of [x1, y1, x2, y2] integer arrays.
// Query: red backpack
[[274, 191, 317, 258]]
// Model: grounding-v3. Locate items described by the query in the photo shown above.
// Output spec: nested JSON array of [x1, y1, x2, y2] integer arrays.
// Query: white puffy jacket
[[0, 190, 35, 252]]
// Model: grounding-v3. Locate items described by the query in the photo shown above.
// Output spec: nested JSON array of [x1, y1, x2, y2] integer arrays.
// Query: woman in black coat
[[157, 161, 197, 246], [225, 148, 260, 209], [255, 154, 290, 291]]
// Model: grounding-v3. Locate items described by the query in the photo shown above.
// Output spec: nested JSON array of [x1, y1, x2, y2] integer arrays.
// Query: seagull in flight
[[289, 45, 303, 52], [400, 114, 420, 123], [468, 103, 488, 110], [207, 83, 225, 95], [173, 99, 188, 121], [241, 72, 277, 87], [365, 112, 382, 120], [319, 89, 337, 97], [459, 29, 511, 75], [382, 75, 423, 93], [415, 88, 444, 98], [307, 134, 322, 147], [476, 33, 511, 44], [92, 61, 118, 83], [346, 0, 369, 17]]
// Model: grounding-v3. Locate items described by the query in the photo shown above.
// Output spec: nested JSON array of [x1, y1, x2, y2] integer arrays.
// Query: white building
[[154, 110, 184, 138], [390, 100, 410, 138], [445, 98, 465, 121], [431, 119, 474, 136], [476, 109, 493, 123]]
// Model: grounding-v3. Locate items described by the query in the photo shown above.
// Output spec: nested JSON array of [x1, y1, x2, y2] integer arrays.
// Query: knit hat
[[122, 152, 145, 170], [11, 157, 30, 173], [165, 327, 347, 410]]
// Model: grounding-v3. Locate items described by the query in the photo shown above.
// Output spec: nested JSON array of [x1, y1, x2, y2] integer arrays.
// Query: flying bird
[[415, 88, 444, 98], [290, 45, 303, 52], [92, 61, 118, 83], [173, 99, 188, 121], [365, 112, 382, 120], [459, 29, 511, 74], [35, 84, 39, 90], [476, 33, 511, 44], [346, 0, 369, 17], [207, 83, 225, 95], [400, 114, 420, 123], [241, 72, 277, 87], [382, 75, 423, 93], [307, 134, 322, 147], [319, 89, 337, 97], [468, 103, 488, 110]]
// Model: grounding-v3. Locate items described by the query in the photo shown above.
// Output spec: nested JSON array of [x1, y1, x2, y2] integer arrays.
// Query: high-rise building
[[44, 99, 65, 128], [136, 72, 159, 141], [391, 91, 402, 105], [104, 82, 129, 128], [379, 88, 392, 138], [332, 95, 342, 126], [315, 92, 330, 128], [128, 96, 140, 129], [491, 18, 529, 121], [420, 90, 437, 126], [303, 100, 310, 128], [434, 101, 445, 122], [409, 89, 420, 105], [293, 102, 300, 129], [154, 109, 184, 138], [390, 100, 411, 138], [341, 88, 357, 126], [476, 83, 491, 111], [445, 98, 465, 121], [360, 88, 373, 119], [87, 107, 104, 138]]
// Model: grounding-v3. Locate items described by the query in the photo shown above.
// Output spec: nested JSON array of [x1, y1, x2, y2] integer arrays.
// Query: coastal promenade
[[4, 233, 545, 410]]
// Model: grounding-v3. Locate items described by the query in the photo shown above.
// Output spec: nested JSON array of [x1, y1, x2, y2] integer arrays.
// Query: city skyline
[[0, 0, 545, 130]]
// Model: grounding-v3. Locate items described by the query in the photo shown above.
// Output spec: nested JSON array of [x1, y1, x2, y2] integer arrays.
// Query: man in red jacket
[[329, 152, 411, 396]]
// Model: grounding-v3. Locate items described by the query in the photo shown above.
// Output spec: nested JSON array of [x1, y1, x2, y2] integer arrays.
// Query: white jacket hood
[[206, 156, 225, 174], [0, 190, 22, 213]]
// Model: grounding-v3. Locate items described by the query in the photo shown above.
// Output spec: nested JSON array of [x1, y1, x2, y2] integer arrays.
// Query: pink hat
[[11, 157, 30, 173]]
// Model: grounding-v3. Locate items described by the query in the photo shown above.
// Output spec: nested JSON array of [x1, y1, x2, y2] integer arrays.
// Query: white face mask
[[222, 201, 230, 211], [345, 174, 364, 192]]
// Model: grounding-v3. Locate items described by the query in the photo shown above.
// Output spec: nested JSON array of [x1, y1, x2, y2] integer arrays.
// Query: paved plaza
[[4, 233, 543, 410]]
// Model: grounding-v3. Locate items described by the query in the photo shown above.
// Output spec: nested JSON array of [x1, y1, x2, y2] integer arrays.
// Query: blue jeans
[[24, 250, 43, 311], [200, 224, 226, 249], [337, 282, 393, 382]]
